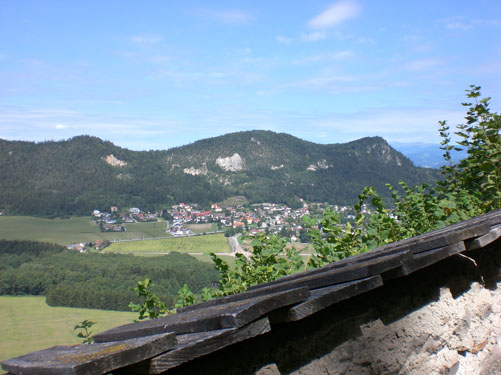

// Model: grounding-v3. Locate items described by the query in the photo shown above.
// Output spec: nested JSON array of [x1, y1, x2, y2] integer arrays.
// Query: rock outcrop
[[216, 153, 244, 172]]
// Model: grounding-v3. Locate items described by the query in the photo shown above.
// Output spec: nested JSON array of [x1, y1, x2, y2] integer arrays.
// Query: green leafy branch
[[74, 319, 96, 344], [129, 278, 168, 320]]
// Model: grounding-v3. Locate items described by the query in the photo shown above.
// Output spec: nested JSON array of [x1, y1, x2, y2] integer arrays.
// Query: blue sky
[[0, 0, 500, 150]]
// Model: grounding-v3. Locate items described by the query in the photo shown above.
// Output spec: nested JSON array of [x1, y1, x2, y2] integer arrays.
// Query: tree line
[[0, 240, 219, 311]]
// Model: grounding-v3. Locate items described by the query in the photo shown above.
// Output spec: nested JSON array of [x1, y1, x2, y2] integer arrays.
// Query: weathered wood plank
[[94, 287, 308, 343], [271, 276, 383, 323], [383, 242, 466, 279], [464, 225, 501, 251], [246, 251, 409, 295], [246, 252, 409, 293], [357, 210, 496, 258], [180, 251, 410, 314], [1, 333, 176, 375], [125, 318, 271, 374]]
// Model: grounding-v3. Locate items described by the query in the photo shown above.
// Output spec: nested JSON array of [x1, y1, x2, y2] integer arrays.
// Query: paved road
[[225, 234, 252, 259]]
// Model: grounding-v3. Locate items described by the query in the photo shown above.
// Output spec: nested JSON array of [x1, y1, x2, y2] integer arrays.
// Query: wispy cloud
[[277, 30, 370, 45], [404, 58, 445, 71], [444, 21, 472, 31], [301, 31, 327, 42], [0, 106, 187, 150], [287, 73, 356, 93], [292, 50, 354, 64], [309, 108, 466, 143], [308, 1, 361, 29], [19, 58, 46, 66], [130, 33, 163, 45], [276, 35, 293, 44], [147, 55, 171, 64], [193, 9, 253, 24]]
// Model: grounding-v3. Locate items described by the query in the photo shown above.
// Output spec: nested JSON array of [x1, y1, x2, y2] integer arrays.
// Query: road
[[220, 234, 252, 259]]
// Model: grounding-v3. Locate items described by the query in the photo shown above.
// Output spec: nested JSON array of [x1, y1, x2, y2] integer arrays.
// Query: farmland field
[[103, 233, 231, 256], [0, 216, 169, 245], [186, 223, 218, 234], [0, 296, 136, 370]]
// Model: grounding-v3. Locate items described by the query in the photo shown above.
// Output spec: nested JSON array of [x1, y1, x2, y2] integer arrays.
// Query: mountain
[[0, 131, 440, 216], [389, 141, 467, 168]]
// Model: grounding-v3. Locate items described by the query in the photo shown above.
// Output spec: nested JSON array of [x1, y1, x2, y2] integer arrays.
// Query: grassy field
[[186, 223, 218, 234], [0, 296, 137, 369], [0, 216, 169, 245], [103, 233, 231, 256]]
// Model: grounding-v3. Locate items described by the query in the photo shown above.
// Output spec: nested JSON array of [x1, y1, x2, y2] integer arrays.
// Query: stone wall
[[161, 240, 500, 375], [290, 281, 500, 375]]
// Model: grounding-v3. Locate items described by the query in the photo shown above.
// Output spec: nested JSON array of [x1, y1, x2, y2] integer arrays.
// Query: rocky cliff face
[[216, 153, 244, 172], [103, 154, 127, 167]]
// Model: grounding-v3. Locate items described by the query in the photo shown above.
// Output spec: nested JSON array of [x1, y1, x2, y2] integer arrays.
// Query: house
[[233, 221, 245, 228], [129, 207, 141, 215], [4, 210, 501, 375], [211, 204, 222, 212], [110, 206, 118, 213]]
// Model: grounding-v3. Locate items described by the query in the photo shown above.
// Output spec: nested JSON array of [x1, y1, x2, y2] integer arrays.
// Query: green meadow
[[0, 216, 169, 245], [0, 296, 137, 369], [103, 233, 231, 256]]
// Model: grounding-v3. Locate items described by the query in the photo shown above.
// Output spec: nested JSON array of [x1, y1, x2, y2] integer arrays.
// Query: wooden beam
[[125, 318, 271, 374], [271, 276, 383, 323], [464, 225, 501, 251], [1, 333, 176, 375], [94, 288, 308, 343], [383, 242, 466, 279]]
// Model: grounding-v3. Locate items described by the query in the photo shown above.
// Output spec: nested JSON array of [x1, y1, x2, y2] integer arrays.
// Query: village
[[89, 200, 361, 243]]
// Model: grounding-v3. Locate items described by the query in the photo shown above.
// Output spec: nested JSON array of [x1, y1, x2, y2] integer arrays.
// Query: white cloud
[[401, 34, 419, 42], [301, 31, 327, 42], [445, 21, 472, 31], [332, 31, 372, 43], [130, 33, 163, 45], [310, 108, 466, 144], [257, 89, 279, 96], [0, 106, 189, 150], [276, 35, 293, 44], [194, 9, 253, 24], [308, 1, 361, 29]]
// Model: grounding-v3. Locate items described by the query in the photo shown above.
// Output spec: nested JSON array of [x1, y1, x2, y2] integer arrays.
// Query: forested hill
[[0, 131, 439, 216]]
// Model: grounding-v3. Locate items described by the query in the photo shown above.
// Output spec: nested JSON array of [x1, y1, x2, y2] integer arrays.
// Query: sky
[[0, 0, 500, 151]]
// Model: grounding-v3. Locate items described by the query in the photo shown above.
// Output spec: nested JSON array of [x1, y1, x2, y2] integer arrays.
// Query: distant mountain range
[[0, 131, 440, 216], [390, 141, 467, 168]]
